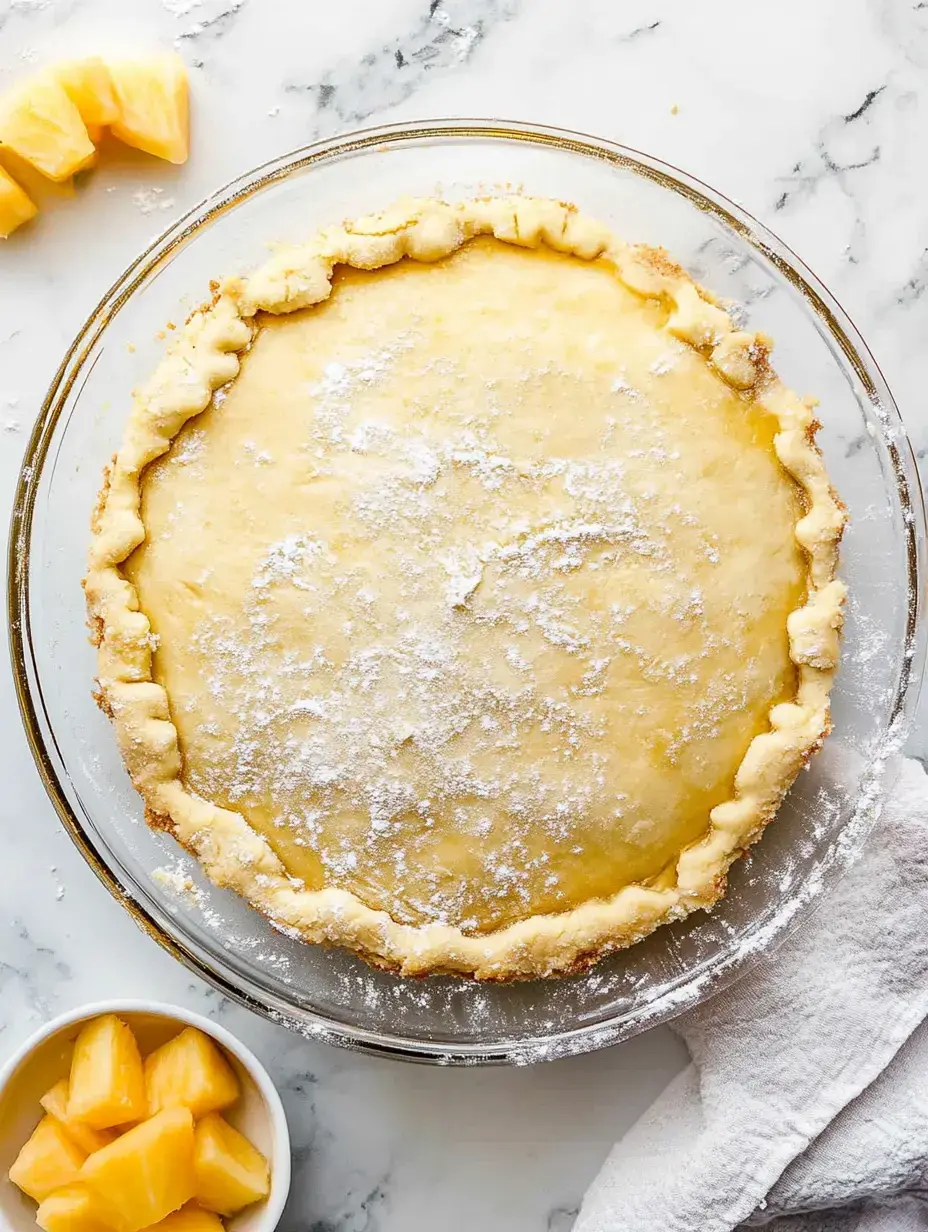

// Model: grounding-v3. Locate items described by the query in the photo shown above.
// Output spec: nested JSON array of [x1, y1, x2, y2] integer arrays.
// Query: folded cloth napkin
[[575, 756, 928, 1232]]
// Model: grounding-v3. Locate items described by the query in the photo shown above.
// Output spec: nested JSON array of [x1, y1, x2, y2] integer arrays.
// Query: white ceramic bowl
[[0, 1000, 291, 1232]]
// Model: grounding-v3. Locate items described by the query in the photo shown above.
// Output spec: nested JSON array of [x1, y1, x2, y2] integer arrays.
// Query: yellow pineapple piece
[[41, 1078, 116, 1154], [36, 1183, 114, 1232], [107, 55, 189, 164], [0, 145, 75, 201], [8, 1116, 86, 1203], [145, 1027, 240, 1119], [0, 72, 95, 181], [81, 1107, 195, 1232], [68, 1013, 147, 1130], [0, 165, 36, 237], [55, 57, 119, 128], [194, 1113, 269, 1216], [149, 1203, 224, 1231]]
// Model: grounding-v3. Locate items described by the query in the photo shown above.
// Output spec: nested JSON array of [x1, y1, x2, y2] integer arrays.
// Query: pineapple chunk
[[0, 165, 36, 237], [55, 58, 119, 128], [81, 1107, 195, 1232], [194, 1113, 269, 1216], [145, 1027, 240, 1119], [8, 1115, 86, 1202], [107, 55, 189, 165], [36, 1183, 114, 1232], [149, 1203, 224, 1231], [0, 72, 95, 181], [41, 1078, 116, 1154], [68, 1013, 147, 1130]]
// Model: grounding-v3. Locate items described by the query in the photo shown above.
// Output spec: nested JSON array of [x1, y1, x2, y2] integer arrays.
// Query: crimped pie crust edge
[[84, 196, 846, 980]]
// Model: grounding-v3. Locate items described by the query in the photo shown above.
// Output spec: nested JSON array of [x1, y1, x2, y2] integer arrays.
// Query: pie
[[85, 196, 846, 980]]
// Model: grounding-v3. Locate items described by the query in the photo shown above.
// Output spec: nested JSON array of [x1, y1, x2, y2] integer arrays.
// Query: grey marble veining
[[1, 1, 927, 1228]]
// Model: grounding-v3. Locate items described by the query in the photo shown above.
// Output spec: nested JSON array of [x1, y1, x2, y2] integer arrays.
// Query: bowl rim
[[0, 999, 292, 1231], [8, 116, 927, 1065]]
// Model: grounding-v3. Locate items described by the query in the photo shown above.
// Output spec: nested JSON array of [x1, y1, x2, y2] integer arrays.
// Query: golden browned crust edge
[[84, 196, 847, 980]]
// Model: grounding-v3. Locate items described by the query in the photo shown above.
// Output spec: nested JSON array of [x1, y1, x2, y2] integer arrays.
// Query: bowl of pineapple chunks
[[0, 1002, 290, 1232]]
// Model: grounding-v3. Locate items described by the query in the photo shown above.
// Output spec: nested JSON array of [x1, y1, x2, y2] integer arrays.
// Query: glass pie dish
[[9, 119, 926, 1064]]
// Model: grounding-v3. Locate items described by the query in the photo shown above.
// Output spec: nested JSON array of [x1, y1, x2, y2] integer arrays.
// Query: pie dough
[[85, 197, 846, 979]]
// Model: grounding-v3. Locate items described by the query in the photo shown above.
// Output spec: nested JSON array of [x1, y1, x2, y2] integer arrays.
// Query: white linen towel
[[576, 757, 928, 1232]]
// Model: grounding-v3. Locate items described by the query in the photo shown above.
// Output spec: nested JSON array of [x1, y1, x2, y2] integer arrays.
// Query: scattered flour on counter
[[132, 187, 177, 216], [2, 396, 21, 434], [49, 864, 65, 900]]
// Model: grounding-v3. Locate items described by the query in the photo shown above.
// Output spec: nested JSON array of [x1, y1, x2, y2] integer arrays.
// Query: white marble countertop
[[1, 1, 927, 1228]]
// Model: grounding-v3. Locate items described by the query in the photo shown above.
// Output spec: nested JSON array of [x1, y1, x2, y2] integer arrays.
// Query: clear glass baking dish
[[9, 120, 926, 1064]]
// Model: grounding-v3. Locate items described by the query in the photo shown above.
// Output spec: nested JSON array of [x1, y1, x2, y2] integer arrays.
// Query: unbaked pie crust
[[85, 197, 846, 979]]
